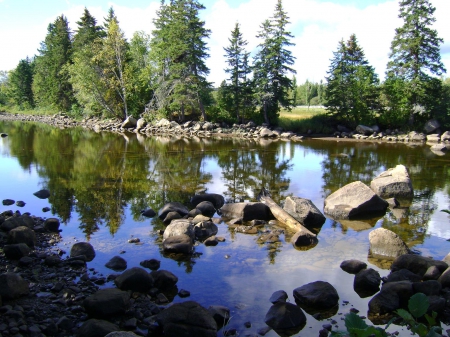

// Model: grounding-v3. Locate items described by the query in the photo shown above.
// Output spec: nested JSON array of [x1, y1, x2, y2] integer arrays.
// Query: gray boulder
[[151, 269, 178, 289], [264, 302, 306, 331], [140, 258, 160, 271], [70, 242, 96, 261], [156, 301, 217, 337], [195, 201, 216, 217], [44, 218, 60, 232], [194, 221, 218, 239], [380, 281, 414, 307], [441, 131, 450, 142], [368, 290, 400, 315], [370, 165, 414, 199], [283, 196, 325, 227], [324, 181, 388, 219], [114, 267, 154, 293], [7, 226, 36, 247], [391, 254, 448, 277], [386, 269, 421, 283], [121, 116, 137, 129], [0, 272, 29, 299], [163, 219, 195, 241], [424, 119, 440, 134], [356, 125, 373, 135], [136, 118, 147, 131], [83, 288, 130, 318], [260, 127, 275, 137], [76, 319, 119, 337], [1, 214, 36, 231], [220, 202, 273, 221], [340, 259, 367, 274], [158, 202, 189, 220], [369, 228, 410, 259], [105, 256, 127, 271], [293, 281, 339, 310], [353, 268, 381, 297], [163, 234, 193, 254], [408, 131, 426, 142], [270, 290, 288, 304], [190, 193, 225, 209], [427, 134, 441, 143], [163, 211, 182, 224]]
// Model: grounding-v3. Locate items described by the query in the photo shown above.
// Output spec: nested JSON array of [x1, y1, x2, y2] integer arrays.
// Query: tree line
[[0, 0, 448, 129]]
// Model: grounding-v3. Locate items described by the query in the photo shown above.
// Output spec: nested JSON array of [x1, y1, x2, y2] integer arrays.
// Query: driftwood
[[257, 188, 318, 246]]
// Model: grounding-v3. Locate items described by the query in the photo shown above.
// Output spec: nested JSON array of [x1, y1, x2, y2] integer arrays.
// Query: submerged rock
[[370, 165, 414, 199]]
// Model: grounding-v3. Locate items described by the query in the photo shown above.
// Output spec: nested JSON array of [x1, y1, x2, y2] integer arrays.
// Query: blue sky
[[0, 0, 449, 86]]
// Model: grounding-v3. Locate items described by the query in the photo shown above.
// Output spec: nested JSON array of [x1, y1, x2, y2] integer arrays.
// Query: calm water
[[1, 120, 450, 336]]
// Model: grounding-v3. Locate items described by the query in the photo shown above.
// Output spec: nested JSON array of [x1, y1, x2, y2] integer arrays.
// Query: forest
[[0, 0, 449, 130]]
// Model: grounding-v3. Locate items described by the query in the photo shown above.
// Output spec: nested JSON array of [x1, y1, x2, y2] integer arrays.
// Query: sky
[[0, 0, 449, 87]]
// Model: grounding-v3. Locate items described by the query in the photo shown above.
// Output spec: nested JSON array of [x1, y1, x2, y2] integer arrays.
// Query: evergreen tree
[[72, 7, 105, 52], [7, 58, 35, 109], [33, 15, 74, 111], [0, 71, 8, 106], [253, 0, 296, 125], [148, 0, 211, 121], [385, 0, 446, 126], [325, 34, 380, 127], [223, 22, 254, 123]]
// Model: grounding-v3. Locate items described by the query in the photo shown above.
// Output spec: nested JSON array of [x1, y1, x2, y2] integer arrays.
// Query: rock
[[408, 131, 426, 142], [207, 305, 230, 327], [220, 202, 273, 221], [340, 260, 367, 274], [368, 290, 400, 315], [0, 214, 35, 231], [195, 201, 216, 217], [105, 256, 127, 271], [385, 269, 422, 283], [423, 266, 441, 281], [163, 219, 195, 241], [151, 269, 178, 289], [413, 280, 441, 296], [7, 226, 36, 247], [283, 197, 326, 227], [370, 165, 414, 199], [163, 235, 193, 254], [427, 134, 441, 143], [70, 242, 96, 261], [3, 243, 31, 260], [290, 229, 318, 247], [369, 228, 410, 259], [430, 144, 447, 152], [135, 118, 147, 131], [391, 254, 448, 277], [264, 302, 306, 332], [324, 181, 388, 219], [44, 218, 60, 232], [204, 236, 219, 246], [140, 258, 160, 270], [293, 281, 339, 310], [260, 127, 275, 137], [105, 332, 140, 337], [424, 119, 440, 134], [155, 118, 171, 127], [380, 281, 414, 307], [163, 211, 182, 224], [270, 290, 288, 304], [33, 189, 50, 199], [114, 267, 154, 293], [141, 208, 156, 218], [83, 288, 131, 318], [356, 125, 373, 135], [158, 202, 189, 220], [441, 131, 450, 142], [15, 200, 25, 207], [156, 301, 217, 337], [190, 193, 225, 209], [194, 221, 218, 239], [121, 116, 137, 129], [76, 319, 119, 337], [2, 199, 15, 206], [353, 268, 381, 297], [0, 272, 29, 299]]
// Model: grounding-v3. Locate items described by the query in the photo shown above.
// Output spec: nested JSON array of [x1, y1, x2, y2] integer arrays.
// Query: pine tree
[[7, 58, 35, 109], [33, 15, 74, 111], [223, 22, 254, 123], [253, 0, 296, 125], [325, 34, 380, 127], [72, 8, 105, 52], [385, 0, 446, 126]]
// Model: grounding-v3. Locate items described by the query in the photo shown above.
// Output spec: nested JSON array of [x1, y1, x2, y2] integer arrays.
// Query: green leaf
[[396, 308, 414, 322], [441, 209, 450, 214], [426, 326, 443, 337], [345, 312, 368, 330], [412, 323, 429, 337], [424, 312, 438, 326], [408, 293, 429, 318]]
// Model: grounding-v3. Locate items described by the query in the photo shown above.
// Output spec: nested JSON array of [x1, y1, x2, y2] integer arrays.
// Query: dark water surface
[[1, 120, 450, 336]]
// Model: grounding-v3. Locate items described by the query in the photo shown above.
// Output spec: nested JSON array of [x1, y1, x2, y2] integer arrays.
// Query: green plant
[[330, 312, 388, 337]]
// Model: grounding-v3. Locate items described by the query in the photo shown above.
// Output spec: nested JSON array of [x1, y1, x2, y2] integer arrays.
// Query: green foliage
[[325, 34, 381, 128], [0, 70, 8, 106], [278, 112, 335, 134], [6, 58, 34, 109]]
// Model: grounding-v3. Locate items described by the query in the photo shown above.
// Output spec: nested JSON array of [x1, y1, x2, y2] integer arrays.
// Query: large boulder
[[151, 270, 178, 290], [114, 267, 154, 293], [194, 221, 218, 239], [195, 201, 216, 218], [158, 202, 189, 220], [370, 165, 414, 199], [3, 243, 31, 260], [353, 268, 381, 297], [7, 226, 36, 247], [293, 281, 339, 310], [163, 219, 195, 241], [0, 272, 30, 299], [83, 288, 131, 318], [220, 202, 273, 221], [264, 302, 306, 332], [324, 181, 389, 219], [207, 305, 230, 328], [1, 214, 36, 231], [105, 256, 127, 271], [369, 228, 410, 259], [190, 193, 225, 209], [156, 301, 217, 337], [70, 242, 96, 261], [163, 235, 194, 254], [356, 125, 374, 135], [76, 319, 119, 337], [368, 290, 400, 315], [391, 254, 448, 277], [121, 116, 137, 129], [340, 259, 367, 274], [283, 197, 325, 227], [44, 218, 60, 232]]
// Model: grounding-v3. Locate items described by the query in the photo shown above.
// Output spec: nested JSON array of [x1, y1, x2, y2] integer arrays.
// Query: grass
[[278, 106, 335, 135], [279, 106, 326, 120]]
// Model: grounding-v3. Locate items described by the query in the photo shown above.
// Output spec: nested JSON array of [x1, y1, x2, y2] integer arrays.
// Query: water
[[1, 120, 450, 336]]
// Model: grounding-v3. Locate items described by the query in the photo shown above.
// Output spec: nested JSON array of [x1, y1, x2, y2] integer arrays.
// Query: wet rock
[[163, 219, 195, 241], [324, 181, 388, 219], [190, 193, 225, 209], [140, 258, 160, 270], [208, 305, 230, 327], [33, 189, 50, 199], [8, 226, 36, 247], [391, 254, 448, 277], [43, 218, 60, 232], [158, 202, 189, 220], [163, 211, 182, 224], [15, 200, 26, 207], [1, 214, 35, 231], [340, 259, 367, 274], [204, 236, 219, 246], [2, 199, 15, 206], [270, 290, 288, 304], [368, 290, 400, 315], [353, 268, 381, 297], [163, 234, 193, 254], [76, 319, 119, 337], [195, 201, 216, 217], [264, 302, 306, 332], [114, 267, 154, 293], [151, 269, 178, 289], [385, 269, 422, 283], [369, 228, 410, 259], [380, 281, 414, 307], [194, 221, 218, 239], [83, 288, 131, 318], [105, 256, 127, 271], [220, 202, 273, 221], [70, 242, 96, 262], [0, 272, 29, 299], [370, 165, 414, 199], [423, 265, 441, 281], [293, 281, 339, 310], [283, 197, 326, 227], [141, 208, 156, 218], [156, 301, 217, 337], [413, 280, 441, 296], [234, 225, 258, 234], [3, 243, 31, 260]]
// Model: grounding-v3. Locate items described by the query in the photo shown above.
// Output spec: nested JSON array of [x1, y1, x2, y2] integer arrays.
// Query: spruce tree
[[385, 0, 446, 125], [72, 8, 105, 52], [33, 15, 74, 111], [253, 0, 296, 125], [7, 58, 35, 109], [325, 34, 380, 127]]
